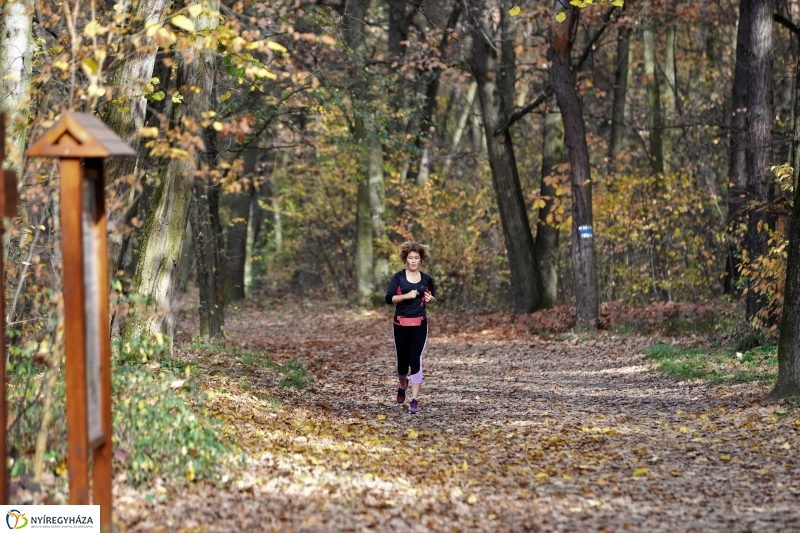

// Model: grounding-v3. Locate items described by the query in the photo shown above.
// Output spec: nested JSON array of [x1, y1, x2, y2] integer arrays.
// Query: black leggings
[[393, 320, 428, 384]]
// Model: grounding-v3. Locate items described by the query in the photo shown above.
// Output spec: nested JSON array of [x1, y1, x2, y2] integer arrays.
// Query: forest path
[[120, 301, 800, 532]]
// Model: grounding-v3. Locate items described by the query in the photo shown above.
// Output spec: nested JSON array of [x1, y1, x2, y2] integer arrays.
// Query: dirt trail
[[118, 301, 800, 532]]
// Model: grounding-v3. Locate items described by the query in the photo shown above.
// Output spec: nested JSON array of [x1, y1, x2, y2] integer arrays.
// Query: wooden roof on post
[[26, 112, 135, 159]]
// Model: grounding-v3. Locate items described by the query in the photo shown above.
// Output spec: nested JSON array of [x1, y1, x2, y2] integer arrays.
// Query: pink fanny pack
[[395, 316, 424, 327]]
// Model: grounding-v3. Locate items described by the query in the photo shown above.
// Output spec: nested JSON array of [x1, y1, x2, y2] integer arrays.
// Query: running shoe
[[409, 398, 420, 414], [396, 386, 406, 404]]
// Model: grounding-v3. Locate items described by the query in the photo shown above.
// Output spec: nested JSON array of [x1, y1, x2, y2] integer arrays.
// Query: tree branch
[[775, 12, 800, 36], [495, 6, 617, 135]]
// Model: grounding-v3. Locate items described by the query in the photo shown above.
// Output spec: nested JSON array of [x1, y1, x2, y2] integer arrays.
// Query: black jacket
[[385, 270, 437, 317]]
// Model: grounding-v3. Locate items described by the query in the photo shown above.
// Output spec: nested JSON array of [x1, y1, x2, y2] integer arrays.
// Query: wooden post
[[86, 158, 113, 528], [60, 157, 91, 504], [0, 112, 19, 505], [26, 112, 134, 532], [0, 112, 7, 506]]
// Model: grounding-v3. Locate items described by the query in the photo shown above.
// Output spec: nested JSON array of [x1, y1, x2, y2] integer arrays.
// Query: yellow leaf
[[536, 472, 549, 479], [81, 58, 99, 76], [220, 91, 232, 102], [145, 21, 160, 38], [377, 414, 387, 420], [266, 40, 288, 53], [319, 34, 336, 46], [462, 460, 468, 472], [612, 0, 624, 6], [679, 426, 689, 433], [633, 468, 649, 477], [171, 14, 195, 33], [488, 514, 498, 520], [151, 76, 160, 84], [467, 495, 478, 505], [138, 127, 159, 138], [721, 454, 731, 461], [212, 121, 224, 131], [556, 9, 567, 22], [782, 442, 791, 450], [509, 6, 521, 17], [172, 93, 184, 104], [187, 3, 203, 17], [83, 19, 106, 37], [408, 428, 418, 439]]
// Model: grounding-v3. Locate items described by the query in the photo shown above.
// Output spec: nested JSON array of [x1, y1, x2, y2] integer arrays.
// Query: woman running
[[385, 241, 436, 414]]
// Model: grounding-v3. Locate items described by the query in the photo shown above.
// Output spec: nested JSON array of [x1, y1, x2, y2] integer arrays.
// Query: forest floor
[[115, 299, 800, 532]]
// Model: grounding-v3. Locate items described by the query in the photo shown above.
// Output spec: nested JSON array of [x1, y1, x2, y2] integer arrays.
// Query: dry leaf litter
[[108, 299, 800, 532]]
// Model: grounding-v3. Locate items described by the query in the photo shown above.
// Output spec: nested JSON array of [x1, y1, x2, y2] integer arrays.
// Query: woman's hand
[[406, 289, 419, 300], [424, 292, 436, 303]]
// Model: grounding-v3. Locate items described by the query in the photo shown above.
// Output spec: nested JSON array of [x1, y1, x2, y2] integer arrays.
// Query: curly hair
[[399, 241, 430, 263]]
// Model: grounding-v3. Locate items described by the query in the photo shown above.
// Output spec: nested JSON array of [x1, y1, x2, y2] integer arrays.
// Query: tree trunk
[[471, 0, 543, 314], [104, 0, 173, 280], [243, 180, 261, 298], [123, 0, 219, 347], [771, 27, 800, 399], [355, 130, 374, 303], [207, 181, 224, 326], [268, 151, 286, 253], [663, 25, 677, 169], [609, 25, 630, 161], [550, 4, 599, 329], [345, 0, 377, 302], [0, 0, 34, 177], [470, 99, 484, 155], [190, 179, 220, 338], [223, 149, 257, 303], [442, 80, 478, 178], [387, 0, 412, 59], [412, 2, 463, 185], [745, 0, 775, 321], [536, 95, 564, 309], [726, 0, 751, 295], [643, 16, 665, 175], [368, 136, 389, 288]]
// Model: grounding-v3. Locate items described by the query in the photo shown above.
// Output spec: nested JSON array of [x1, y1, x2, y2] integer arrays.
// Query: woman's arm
[[424, 276, 436, 303], [385, 274, 407, 305], [392, 291, 417, 304]]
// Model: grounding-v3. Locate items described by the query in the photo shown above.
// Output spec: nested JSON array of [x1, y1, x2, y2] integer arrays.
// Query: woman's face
[[406, 251, 421, 271]]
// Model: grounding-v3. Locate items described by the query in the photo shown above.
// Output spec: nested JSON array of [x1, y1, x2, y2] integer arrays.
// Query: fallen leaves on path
[[116, 300, 800, 532]]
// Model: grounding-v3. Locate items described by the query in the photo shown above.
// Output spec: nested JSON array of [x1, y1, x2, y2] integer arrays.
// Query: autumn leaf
[[187, 3, 203, 17], [170, 14, 195, 33], [509, 6, 521, 17], [633, 468, 649, 477]]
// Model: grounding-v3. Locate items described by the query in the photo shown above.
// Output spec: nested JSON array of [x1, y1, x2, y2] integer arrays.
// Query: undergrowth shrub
[[736, 164, 793, 338], [7, 335, 242, 488], [593, 170, 724, 304], [113, 360, 244, 486]]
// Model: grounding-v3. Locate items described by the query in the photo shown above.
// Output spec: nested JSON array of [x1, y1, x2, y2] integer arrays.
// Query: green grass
[[188, 340, 314, 392], [645, 342, 777, 384]]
